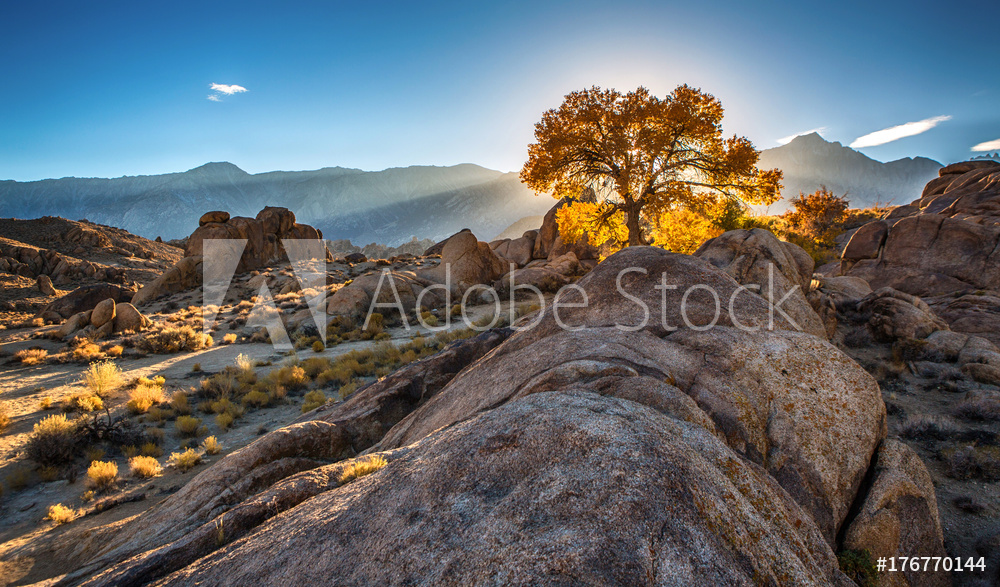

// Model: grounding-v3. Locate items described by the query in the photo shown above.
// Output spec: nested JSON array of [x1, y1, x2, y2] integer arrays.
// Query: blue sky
[[1, 0, 998, 181]]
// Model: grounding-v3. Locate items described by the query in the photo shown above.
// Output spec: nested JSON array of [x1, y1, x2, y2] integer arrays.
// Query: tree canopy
[[520, 85, 783, 249]]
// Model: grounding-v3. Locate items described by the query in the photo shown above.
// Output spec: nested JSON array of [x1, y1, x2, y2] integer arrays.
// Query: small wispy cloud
[[972, 138, 1000, 152], [777, 127, 827, 145], [849, 115, 951, 148], [207, 83, 248, 102]]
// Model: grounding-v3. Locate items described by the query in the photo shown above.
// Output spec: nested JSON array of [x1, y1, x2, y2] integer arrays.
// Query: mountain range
[[0, 163, 555, 246], [0, 133, 945, 244], [757, 132, 942, 212]]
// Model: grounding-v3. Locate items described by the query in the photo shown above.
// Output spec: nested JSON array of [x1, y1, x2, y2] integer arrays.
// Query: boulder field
[[59, 244, 945, 586]]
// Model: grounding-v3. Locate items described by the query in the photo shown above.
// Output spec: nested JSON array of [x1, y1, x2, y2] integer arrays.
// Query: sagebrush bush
[[312, 340, 325, 353], [202, 436, 222, 455], [129, 455, 162, 478], [87, 460, 118, 490], [140, 441, 164, 457], [72, 343, 105, 363], [46, 503, 76, 525], [223, 333, 237, 344], [137, 325, 213, 354], [171, 391, 192, 415], [242, 390, 270, 408], [338, 455, 387, 486], [0, 401, 9, 434], [64, 391, 104, 413], [215, 412, 234, 430], [82, 360, 122, 398], [167, 448, 202, 471], [955, 397, 1000, 421], [175, 415, 202, 437], [26, 414, 78, 466], [301, 390, 326, 413], [899, 414, 960, 440], [127, 381, 165, 414]]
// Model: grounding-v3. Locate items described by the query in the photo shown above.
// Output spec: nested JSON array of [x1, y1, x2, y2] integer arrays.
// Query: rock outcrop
[[60, 242, 945, 586], [132, 207, 325, 306]]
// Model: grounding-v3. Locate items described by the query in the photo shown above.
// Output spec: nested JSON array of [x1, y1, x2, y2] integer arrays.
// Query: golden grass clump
[[202, 436, 222, 455], [312, 340, 325, 353], [129, 455, 162, 478], [14, 348, 48, 365], [167, 448, 202, 472], [85, 447, 106, 463], [72, 343, 105, 363], [82, 359, 122, 399], [127, 381, 165, 414], [171, 391, 192, 415], [0, 401, 9, 434], [46, 503, 76, 525], [223, 333, 238, 344], [86, 460, 118, 491], [242, 390, 270, 408], [338, 455, 388, 486], [174, 415, 202, 437], [235, 353, 254, 373]]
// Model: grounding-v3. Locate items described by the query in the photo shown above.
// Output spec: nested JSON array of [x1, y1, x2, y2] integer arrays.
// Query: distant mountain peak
[[186, 161, 248, 175]]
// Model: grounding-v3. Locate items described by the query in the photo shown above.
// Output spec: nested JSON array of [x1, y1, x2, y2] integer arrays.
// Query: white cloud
[[849, 115, 951, 148], [206, 94, 221, 102], [210, 83, 248, 95], [972, 138, 1000, 152], [777, 127, 827, 145]]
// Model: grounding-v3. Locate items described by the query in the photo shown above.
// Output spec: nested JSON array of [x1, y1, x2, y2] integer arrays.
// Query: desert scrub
[[167, 448, 202, 472], [215, 412, 235, 430], [202, 436, 222, 455], [235, 353, 255, 373], [899, 414, 960, 440], [338, 455, 387, 486], [223, 333, 237, 344], [46, 503, 77, 525], [338, 382, 358, 400], [837, 549, 876, 586], [129, 455, 162, 478], [87, 460, 118, 491], [945, 445, 1000, 481], [301, 390, 327, 413], [955, 396, 1000, 421], [64, 391, 104, 413], [242, 389, 270, 408], [0, 401, 9, 434], [171, 391, 193, 415], [136, 325, 213, 353], [72, 342, 105, 363], [140, 441, 164, 457], [26, 414, 79, 466], [82, 359, 123, 399], [174, 415, 202, 437], [14, 348, 48, 365], [312, 340, 325, 353], [127, 380, 166, 414]]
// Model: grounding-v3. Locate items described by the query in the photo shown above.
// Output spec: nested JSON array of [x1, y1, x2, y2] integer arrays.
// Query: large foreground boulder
[[37, 284, 134, 319]]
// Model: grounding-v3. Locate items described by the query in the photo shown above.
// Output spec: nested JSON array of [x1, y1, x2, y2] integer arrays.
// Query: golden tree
[[520, 85, 782, 248]]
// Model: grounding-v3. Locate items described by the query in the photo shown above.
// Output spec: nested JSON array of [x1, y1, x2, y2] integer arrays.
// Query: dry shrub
[[105, 345, 124, 357], [338, 455, 387, 486], [26, 414, 78, 466], [129, 455, 162, 478], [46, 503, 76, 525], [86, 460, 118, 491], [242, 390, 269, 408], [14, 348, 48, 365], [140, 442, 164, 457], [202, 436, 222, 455], [945, 446, 1000, 481], [127, 381, 165, 414], [167, 448, 202, 472], [301, 390, 326, 413], [955, 397, 1000, 422], [0, 402, 9, 434], [899, 414, 960, 440], [215, 412, 234, 430], [82, 359, 122, 399], [72, 343, 105, 363], [312, 340, 325, 353], [137, 325, 213, 354], [171, 391, 192, 415], [223, 333, 237, 344], [174, 415, 202, 437], [64, 392, 104, 413]]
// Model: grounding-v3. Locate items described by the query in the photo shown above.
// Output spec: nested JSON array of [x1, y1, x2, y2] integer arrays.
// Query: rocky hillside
[[758, 132, 942, 211], [0, 163, 554, 245]]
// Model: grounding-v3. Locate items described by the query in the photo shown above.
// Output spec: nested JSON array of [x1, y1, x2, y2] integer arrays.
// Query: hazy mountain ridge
[[0, 163, 553, 245], [758, 132, 942, 211]]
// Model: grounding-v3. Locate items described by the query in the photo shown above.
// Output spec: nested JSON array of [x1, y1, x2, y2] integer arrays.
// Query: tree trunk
[[625, 204, 644, 247]]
